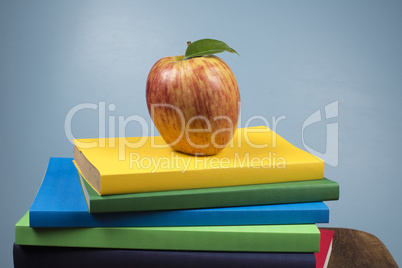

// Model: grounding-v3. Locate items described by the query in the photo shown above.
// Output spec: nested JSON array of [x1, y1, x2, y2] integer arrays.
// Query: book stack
[[14, 126, 339, 268]]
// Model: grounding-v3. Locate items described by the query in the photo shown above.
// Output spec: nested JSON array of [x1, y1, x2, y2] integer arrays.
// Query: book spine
[[100, 160, 324, 195], [29, 202, 329, 228], [88, 178, 339, 213], [14, 244, 316, 268], [16, 213, 320, 252]]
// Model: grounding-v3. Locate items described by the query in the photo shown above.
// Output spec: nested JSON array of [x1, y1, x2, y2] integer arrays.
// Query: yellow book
[[73, 126, 324, 195]]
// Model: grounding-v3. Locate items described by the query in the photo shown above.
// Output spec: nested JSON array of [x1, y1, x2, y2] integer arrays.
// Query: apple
[[146, 48, 240, 156]]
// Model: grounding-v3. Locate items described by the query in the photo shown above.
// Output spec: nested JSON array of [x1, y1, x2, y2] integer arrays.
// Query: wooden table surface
[[322, 228, 398, 267]]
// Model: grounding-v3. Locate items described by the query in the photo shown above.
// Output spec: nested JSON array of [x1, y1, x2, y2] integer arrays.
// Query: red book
[[315, 229, 335, 268]]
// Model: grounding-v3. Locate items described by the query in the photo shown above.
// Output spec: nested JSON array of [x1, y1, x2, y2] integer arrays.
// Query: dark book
[[13, 244, 316, 268]]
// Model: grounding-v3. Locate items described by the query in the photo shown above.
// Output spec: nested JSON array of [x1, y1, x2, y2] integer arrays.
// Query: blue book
[[29, 158, 329, 227]]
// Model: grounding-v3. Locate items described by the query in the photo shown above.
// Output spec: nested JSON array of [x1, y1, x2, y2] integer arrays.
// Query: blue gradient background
[[1, 1, 401, 267]]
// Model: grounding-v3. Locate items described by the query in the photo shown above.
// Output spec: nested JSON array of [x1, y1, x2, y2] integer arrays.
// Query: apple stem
[[187, 41, 191, 47]]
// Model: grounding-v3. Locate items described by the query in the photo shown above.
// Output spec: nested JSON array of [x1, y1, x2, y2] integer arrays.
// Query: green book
[[79, 171, 339, 213], [15, 212, 320, 252]]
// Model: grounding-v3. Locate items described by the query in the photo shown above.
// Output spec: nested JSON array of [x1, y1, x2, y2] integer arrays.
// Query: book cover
[[315, 229, 335, 268], [16, 212, 321, 252], [29, 158, 329, 227], [74, 126, 324, 195], [13, 243, 316, 268], [79, 169, 339, 213]]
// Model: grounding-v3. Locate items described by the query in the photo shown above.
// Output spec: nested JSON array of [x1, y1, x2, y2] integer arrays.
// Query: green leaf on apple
[[185, 39, 239, 60]]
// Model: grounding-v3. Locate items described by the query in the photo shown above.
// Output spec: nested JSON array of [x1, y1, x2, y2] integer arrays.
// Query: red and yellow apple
[[146, 54, 240, 156]]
